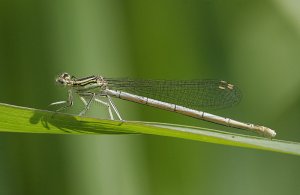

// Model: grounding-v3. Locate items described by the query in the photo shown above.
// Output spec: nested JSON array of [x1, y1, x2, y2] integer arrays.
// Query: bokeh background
[[1, 0, 300, 194]]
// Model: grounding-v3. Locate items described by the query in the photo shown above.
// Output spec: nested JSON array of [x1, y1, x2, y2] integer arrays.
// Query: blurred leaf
[[0, 103, 299, 156]]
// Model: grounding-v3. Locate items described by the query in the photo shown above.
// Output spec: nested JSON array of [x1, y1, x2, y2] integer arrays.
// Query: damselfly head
[[56, 72, 74, 86]]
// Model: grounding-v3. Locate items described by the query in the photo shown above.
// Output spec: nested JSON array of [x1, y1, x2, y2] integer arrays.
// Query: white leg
[[78, 92, 95, 116], [107, 95, 123, 120], [94, 98, 114, 120], [79, 96, 88, 106], [49, 100, 67, 106], [49, 89, 73, 112]]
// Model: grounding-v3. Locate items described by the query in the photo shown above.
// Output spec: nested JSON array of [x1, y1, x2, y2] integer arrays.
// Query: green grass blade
[[0, 103, 299, 156]]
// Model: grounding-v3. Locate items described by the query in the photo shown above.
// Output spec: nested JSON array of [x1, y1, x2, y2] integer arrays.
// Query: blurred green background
[[1, 0, 300, 194]]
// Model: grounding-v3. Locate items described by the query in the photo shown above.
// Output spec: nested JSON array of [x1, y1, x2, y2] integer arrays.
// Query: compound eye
[[58, 79, 64, 84], [62, 73, 70, 79]]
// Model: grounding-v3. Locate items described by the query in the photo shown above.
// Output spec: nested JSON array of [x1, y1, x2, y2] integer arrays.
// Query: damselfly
[[50, 73, 276, 138]]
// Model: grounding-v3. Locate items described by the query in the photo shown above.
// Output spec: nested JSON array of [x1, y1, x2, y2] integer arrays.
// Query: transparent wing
[[105, 78, 242, 110]]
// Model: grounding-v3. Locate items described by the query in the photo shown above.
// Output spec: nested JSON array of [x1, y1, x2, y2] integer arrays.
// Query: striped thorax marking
[[73, 76, 107, 90]]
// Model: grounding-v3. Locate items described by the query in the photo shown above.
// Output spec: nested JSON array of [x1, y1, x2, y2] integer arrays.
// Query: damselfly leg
[[50, 90, 123, 120], [77, 92, 96, 116], [49, 89, 74, 112], [78, 92, 122, 120], [106, 95, 123, 120], [94, 98, 114, 120]]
